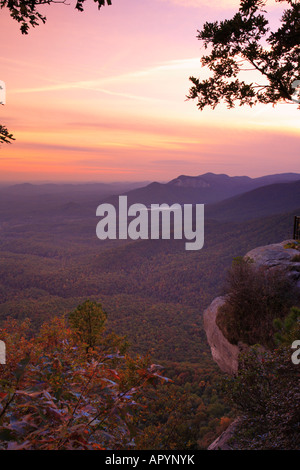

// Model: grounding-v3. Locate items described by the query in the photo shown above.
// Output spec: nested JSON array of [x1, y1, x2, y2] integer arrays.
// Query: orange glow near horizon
[[0, 0, 299, 183]]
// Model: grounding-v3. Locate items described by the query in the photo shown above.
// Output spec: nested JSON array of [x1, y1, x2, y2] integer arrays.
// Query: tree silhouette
[[0, 0, 112, 35], [187, 0, 300, 110], [0, 125, 15, 145]]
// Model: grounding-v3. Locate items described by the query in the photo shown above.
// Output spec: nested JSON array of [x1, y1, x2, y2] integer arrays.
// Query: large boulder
[[245, 239, 300, 268], [246, 239, 300, 286]]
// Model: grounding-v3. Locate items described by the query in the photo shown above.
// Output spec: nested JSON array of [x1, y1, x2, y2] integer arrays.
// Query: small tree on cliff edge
[[187, 0, 300, 110]]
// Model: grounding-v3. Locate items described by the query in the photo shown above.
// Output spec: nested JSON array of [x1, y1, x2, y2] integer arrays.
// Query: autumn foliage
[[0, 302, 169, 450]]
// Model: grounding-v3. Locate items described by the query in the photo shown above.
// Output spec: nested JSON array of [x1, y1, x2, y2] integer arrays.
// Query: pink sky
[[0, 0, 299, 183]]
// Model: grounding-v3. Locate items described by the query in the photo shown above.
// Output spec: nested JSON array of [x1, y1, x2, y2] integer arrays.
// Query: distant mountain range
[[0, 181, 150, 201], [1, 172, 300, 223], [104, 172, 300, 207], [2, 173, 300, 205]]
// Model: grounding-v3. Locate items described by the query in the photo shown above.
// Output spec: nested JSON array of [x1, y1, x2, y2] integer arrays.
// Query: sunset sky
[[0, 0, 299, 183]]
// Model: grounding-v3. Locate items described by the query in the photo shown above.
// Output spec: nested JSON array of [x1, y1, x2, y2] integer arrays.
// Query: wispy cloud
[[0, 157, 23, 161], [10, 81, 156, 102], [152, 159, 198, 165], [9, 58, 201, 102], [18, 142, 103, 153]]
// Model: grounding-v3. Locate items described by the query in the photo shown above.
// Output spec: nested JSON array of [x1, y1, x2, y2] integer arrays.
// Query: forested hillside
[[0, 179, 299, 448], [0, 181, 298, 360]]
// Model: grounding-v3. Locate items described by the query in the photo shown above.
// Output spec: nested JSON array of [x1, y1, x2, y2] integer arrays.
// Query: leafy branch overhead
[[187, 0, 300, 109], [0, 0, 112, 34]]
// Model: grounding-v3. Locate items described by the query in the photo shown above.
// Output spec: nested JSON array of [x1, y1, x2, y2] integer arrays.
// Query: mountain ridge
[[206, 179, 300, 222], [103, 172, 300, 207]]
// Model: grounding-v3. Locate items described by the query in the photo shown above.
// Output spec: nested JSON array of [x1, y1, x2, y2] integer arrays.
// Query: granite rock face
[[245, 239, 300, 268], [203, 296, 242, 375]]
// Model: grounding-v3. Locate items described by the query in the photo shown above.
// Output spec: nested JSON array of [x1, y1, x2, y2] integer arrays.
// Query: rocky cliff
[[203, 239, 300, 449], [203, 239, 300, 375], [203, 296, 246, 375]]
